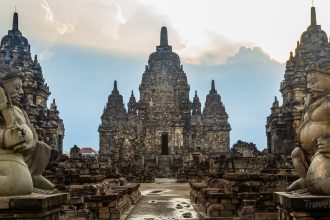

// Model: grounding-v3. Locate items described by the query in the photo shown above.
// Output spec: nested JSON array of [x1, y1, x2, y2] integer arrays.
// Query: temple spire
[[311, 6, 317, 26], [112, 80, 119, 94], [211, 80, 215, 91], [114, 80, 117, 90], [13, 11, 19, 31], [160, 26, 168, 46], [195, 90, 198, 97], [272, 96, 279, 108]]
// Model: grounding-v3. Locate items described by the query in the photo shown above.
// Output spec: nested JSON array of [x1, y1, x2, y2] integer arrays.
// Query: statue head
[[306, 60, 330, 100], [0, 65, 24, 105]]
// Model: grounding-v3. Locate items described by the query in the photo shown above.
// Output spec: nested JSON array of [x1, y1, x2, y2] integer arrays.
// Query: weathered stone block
[[110, 212, 121, 219], [232, 199, 240, 204], [99, 207, 110, 212], [0, 193, 68, 219], [209, 210, 219, 217], [224, 203, 236, 210], [99, 211, 111, 219], [220, 199, 232, 204], [275, 192, 330, 220], [255, 212, 278, 220], [219, 210, 233, 217]]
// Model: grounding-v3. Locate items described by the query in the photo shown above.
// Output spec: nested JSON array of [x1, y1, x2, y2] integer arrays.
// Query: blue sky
[[0, 0, 329, 151]]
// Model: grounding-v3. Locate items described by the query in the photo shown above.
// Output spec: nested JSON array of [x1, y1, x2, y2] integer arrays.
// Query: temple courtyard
[[126, 179, 201, 220]]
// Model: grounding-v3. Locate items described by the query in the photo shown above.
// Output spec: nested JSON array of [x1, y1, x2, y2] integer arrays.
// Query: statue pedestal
[[275, 192, 330, 220], [0, 193, 67, 219]]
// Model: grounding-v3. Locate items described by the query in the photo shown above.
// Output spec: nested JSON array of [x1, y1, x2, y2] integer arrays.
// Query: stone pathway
[[126, 179, 201, 220]]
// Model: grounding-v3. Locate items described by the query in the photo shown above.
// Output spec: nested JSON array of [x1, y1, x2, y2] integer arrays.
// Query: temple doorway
[[161, 133, 169, 155]]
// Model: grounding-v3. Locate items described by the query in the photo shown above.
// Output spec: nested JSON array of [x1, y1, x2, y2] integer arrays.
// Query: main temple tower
[[99, 27, 231, 176], [138, 27, 191, 157]]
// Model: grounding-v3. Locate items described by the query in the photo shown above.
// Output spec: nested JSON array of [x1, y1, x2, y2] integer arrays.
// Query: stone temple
[[0, 12, 65, 154], [266, 7, 330, 157], [99, 27, 231, 175]]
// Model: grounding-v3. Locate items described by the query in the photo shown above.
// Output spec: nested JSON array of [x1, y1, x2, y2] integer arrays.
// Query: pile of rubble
[[190, 173, 297, 219], [45, 151, 141, 220]]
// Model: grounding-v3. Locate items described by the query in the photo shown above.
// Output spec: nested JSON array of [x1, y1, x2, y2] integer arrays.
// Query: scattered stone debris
[[190, 173, 297, 219], [182, 212, 192, 218], [150, 190, 162, 194], [176, 204, 183, 209], [45, 146, 141, 220]]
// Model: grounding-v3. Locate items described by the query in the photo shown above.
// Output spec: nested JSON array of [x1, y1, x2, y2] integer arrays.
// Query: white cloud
[[39, 48, 54, 60], [179, 33, 252, 65], [57, 23, 74, 35], [41, 0, 54, 22], [1, 0, 329, 63], [40, 0, 74, 35]]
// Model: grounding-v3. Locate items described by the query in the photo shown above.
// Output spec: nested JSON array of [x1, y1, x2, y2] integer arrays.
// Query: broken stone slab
[[0, 192, 68, 219], [275, 192, 330, 210], [275, 192, 330, 219]]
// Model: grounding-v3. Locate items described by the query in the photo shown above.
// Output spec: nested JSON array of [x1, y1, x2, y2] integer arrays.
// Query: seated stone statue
[[288, 59, 330, 195], [0, 65, 54, 196]]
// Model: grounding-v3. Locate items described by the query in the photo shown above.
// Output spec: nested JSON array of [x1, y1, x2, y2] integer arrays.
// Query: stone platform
[[275, 192, 330, 220], [0, 192, 68, 220]]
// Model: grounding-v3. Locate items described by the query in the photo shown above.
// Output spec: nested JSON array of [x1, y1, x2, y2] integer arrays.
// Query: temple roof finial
[[114, 80, 117, 90], [290, 51, 293, 60], [112, 80, 119, 94], [311, 6, 317, 26], [211, 80, 215, 91], [160, 26, 168, 46], [195, 90, 197, 97], [13, 11, 19, 31]]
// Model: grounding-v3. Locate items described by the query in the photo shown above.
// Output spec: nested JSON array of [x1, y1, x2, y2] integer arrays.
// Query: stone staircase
[[157, 155, 172, 177]]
